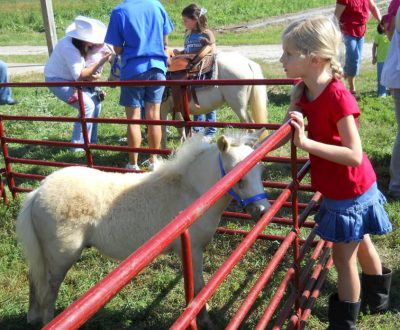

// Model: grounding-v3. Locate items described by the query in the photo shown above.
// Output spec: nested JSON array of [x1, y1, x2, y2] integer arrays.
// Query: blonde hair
[[282, 15, 344, 80]]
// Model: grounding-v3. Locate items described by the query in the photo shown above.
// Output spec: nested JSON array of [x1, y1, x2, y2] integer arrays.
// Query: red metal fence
[[0, 78, 331, 329]]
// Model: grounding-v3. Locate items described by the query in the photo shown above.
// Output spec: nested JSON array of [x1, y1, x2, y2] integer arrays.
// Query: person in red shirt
[[335, 0, 381, 95], [279, 15, 392, 329]]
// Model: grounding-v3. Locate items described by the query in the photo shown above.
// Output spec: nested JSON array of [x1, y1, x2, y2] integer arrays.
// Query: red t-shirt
[[297, 79, 376, 199], [337, 0, 370, 37]]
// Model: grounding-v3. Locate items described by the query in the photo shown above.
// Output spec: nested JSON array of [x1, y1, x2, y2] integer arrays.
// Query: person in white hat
[[44, 16, 112, 152]]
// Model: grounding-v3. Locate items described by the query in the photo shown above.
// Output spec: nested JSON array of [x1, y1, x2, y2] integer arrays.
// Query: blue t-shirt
[[183, 29, 215, 54], [105, 0, 174, 79]]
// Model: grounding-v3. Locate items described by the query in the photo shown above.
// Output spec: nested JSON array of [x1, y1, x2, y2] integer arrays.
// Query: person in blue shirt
[[105, 0, 174, 171]]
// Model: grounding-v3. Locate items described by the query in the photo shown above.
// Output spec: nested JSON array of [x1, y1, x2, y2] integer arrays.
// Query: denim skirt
[[314, 182, 392, 243]]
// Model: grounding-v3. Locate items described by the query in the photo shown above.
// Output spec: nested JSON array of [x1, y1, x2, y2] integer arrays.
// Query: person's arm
[[387, 16, 396, 40], [335, 3, 346, 20], [372, 41, 378, 64], [113, 46, 123, 55], [163, 35, 169, 49], [369, 0, 382, 22], [79, 52, 112, 81], [289, 112, 363, 167]]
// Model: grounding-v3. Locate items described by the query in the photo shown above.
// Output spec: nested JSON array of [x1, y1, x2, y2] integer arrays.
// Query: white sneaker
[[141, 158, 159, 171], [126, 163, 140, 171]]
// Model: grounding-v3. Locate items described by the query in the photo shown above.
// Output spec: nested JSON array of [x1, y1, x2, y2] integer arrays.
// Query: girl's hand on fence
[[289, 111, 307, 149]]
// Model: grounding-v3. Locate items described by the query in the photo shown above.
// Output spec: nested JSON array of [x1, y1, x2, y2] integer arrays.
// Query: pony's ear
[[217, 135, 230, 152]]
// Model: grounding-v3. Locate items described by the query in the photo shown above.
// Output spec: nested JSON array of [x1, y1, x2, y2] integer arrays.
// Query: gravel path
[[2, 43, 373, 76]]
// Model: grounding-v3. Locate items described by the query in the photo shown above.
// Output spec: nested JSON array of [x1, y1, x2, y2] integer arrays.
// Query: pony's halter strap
[[218, 154, 268, 209]]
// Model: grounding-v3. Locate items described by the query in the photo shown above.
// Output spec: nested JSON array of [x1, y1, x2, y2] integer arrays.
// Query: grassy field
[[0, 61, 399, 330], [0, 0, 333, 45], [0, 0, 399, 329]]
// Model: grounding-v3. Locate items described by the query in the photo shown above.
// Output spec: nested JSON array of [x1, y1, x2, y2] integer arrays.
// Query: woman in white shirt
[[44, 16, 111, 151]]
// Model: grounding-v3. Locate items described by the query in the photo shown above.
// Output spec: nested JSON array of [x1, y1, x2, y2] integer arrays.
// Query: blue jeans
[[343, 35, 364, 77], [0, 60, 14, 104], [390, 89, 400, 195], [45, 77, 101, 145], [377, 62, 388, 97], [193, 111, 217, 136]]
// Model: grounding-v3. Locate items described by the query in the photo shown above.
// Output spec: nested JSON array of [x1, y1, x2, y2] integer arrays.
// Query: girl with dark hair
[[174, 3, 218, 139]]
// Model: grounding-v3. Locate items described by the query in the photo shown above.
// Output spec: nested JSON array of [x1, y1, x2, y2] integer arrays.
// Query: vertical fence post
[[76, 88, 94, 167], [290, 132, 301, 329], [0, 169, 8, 204], [0, 115, 16, 199], [180, 229, 197, 330], [180, 85, 192, 138]]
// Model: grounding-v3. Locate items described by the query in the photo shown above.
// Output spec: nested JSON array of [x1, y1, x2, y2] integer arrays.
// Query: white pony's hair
[[158, 130, 255, 175]]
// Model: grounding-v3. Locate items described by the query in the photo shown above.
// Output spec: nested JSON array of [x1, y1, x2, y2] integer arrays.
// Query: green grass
[[1, 1, 399, 329], [0, 0, 332, 46], [0, 58, 400, 329]]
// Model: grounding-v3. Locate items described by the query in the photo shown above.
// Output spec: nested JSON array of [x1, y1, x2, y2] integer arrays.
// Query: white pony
[[161, 52, 268, 144], [16, 130, 271, 328]]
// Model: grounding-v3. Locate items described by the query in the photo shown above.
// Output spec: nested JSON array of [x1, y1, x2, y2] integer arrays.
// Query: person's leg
[[90, 94, 102, 144], [389, 89, 400, 197], [120, 82, 145, 168], [332, 241, 360, 302], [0, 60, 14, 104], [144, 102, 161, 164], [193, 114, 206, 134], [125, 106, 142, 167], [70, 90, 97, 145], [144, 68, 166, 166], [328, 241, 361, 329], [204, 111, 217, 137], [47, 80, 97, 146], [358, 234, 392, 314], [377, 62, 387, 97], [357, 234, 382, 275], [343, 35, 359, 94]]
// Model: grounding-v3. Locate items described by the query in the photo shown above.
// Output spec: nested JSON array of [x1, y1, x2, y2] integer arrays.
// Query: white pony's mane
[[157, 130, 256, 175]]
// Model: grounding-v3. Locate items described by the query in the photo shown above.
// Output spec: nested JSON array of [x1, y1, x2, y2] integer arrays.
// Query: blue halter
[[218, 154, 268, 209]]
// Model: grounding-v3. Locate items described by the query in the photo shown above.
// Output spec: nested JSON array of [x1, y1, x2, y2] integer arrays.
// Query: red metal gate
[[0, 78, 331, 329]]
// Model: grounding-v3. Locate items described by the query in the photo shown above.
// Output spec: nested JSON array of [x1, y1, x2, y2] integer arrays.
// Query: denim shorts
[[314, 182, 392, 243], [343, 35, 364, 77], [120, 68, 166, 107]]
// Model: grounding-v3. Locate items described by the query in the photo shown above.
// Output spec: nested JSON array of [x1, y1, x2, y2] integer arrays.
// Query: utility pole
[[40, 0, 57, 55]]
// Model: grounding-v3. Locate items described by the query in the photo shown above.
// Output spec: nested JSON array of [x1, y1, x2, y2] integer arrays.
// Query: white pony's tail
[[16, 190, 46, 290], [248, 60, 268, 124]]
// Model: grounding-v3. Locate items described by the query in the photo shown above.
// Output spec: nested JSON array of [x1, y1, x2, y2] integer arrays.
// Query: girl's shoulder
[[327, 80, 360, 118]]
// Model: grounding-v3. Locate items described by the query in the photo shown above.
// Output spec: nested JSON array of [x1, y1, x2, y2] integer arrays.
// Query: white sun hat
[[66, 15, 107, 44]]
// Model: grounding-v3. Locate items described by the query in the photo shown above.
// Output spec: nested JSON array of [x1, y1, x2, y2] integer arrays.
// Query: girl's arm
[[290, 112, 363, 167]]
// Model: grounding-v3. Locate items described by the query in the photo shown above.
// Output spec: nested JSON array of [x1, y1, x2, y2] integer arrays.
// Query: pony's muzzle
[[246, 201, 270, 218]]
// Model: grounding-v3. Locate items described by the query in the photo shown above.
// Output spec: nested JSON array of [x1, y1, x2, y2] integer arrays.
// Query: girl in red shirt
[[280, 16, 392, 329]]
